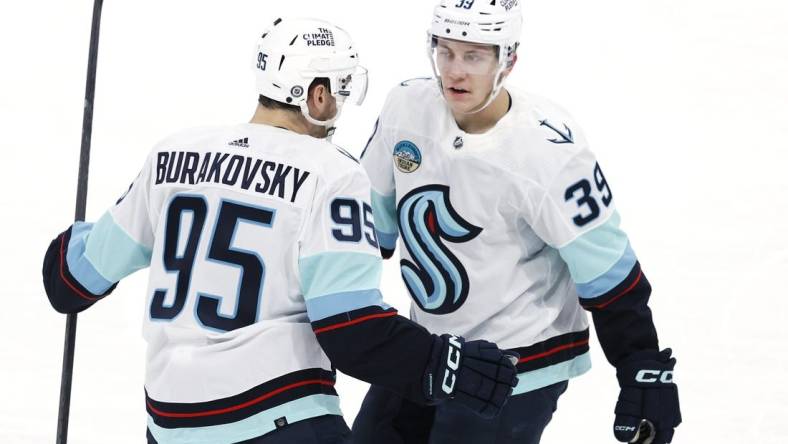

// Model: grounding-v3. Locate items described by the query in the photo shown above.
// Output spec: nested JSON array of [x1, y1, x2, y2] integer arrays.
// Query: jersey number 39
[[564, 162, 613, 227]]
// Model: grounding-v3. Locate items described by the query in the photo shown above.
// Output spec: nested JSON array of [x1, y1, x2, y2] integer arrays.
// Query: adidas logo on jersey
[[229, 137, 249, 148]]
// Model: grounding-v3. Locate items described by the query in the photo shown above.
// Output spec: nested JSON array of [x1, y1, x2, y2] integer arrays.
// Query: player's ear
[[313, 83, 327, 105], [306, 84, 321, 119], [307, 82, 332, 117]]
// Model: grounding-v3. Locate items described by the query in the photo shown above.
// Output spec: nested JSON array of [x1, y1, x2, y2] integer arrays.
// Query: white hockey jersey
[[361, 78, 638, 394], [63, 124, 385, 443]]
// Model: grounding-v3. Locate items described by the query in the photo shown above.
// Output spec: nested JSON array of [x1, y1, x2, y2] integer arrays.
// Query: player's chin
[[443, 91, 469, 108], [447, 97, 482, 114]]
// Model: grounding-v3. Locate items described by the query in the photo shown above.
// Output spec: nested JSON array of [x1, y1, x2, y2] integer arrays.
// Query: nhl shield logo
[[393, 141, 422, 173], [290, 85, 304, 98]]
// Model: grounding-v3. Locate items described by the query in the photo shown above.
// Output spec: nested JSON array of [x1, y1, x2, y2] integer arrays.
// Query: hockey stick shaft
[[57, 0, 104, 443]]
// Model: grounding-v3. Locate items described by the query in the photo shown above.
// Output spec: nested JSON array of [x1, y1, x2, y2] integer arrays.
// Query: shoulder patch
[[393, 141, 422, 173]]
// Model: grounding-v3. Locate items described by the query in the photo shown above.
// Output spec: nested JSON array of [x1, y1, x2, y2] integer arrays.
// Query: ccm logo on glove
[[635, 370, 673, 384], [441, 335, 462, 394], [614, 425, 637, 432]]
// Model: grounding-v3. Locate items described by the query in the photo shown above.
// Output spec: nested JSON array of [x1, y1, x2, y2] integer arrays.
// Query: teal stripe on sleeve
[[575, 243, 637, 299], [299, 252, 382, 300], [66, 222, 115, 294], [84, 211, 153, 283], [370, 190, 398, 239], [376, 230, 398, 250], [558, 211, 629, 284], [305, 289, 385, 321]]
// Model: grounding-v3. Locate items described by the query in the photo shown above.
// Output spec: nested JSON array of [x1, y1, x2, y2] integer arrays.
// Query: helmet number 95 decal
[[257, 52, 268, 71]]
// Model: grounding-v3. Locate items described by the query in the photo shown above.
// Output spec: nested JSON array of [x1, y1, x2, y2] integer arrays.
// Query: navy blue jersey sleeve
[[311, 306, 436, 404]]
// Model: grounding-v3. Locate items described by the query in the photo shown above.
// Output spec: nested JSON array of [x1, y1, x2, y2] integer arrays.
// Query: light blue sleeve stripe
[[371, 190, 398, 240], [305, 289, 385, 321], [83, 211, 152, 283], [147, 394, 342, 444], [376, 230, 398, 250], [511, 353, 592, 395], [66, 222, 115, 294], [299, 252, 382, 300], [575, 243, 637, 299], [558, 211, 629, 284]]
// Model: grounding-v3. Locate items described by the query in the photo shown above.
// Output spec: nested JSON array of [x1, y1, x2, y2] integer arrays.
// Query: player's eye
[[467, 52, 493, 64]]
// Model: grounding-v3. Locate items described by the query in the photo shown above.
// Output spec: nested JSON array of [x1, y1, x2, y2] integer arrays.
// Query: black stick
[[57, 1, 104, 443]]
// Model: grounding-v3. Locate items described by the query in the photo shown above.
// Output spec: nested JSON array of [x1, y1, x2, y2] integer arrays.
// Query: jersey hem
[[511, 352, 592, 395]]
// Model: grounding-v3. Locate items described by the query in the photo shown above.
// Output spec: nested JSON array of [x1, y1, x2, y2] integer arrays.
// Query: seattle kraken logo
[[398, 185, 482, 314]]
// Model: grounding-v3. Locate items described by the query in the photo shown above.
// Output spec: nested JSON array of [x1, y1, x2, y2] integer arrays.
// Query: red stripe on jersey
[[518, 339, 590, 364], [313, 311, 399, 335], [590, 269, 643, 310], [146, 379, 335, 419]]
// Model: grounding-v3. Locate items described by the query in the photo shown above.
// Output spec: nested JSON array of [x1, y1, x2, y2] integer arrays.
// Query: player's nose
[[443, 61, 468, 81]]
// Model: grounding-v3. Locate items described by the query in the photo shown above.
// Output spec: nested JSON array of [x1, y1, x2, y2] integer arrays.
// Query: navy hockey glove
[[423, 334, 519, 419], [614, 348, 681, 444]]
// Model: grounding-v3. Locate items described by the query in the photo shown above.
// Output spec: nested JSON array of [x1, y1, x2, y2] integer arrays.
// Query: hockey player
[[41, 18, 518, 444], [353, 1, 682, 443]]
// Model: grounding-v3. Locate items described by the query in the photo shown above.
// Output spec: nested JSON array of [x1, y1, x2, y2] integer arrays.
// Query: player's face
[[432, 38, 499, 113]]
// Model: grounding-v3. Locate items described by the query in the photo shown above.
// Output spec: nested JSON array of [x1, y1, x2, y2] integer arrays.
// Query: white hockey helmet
[[254, 18, 367, 131], [427, 0, 523, 112]]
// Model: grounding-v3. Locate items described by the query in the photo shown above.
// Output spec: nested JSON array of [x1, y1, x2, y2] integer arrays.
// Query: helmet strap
[[299, 100, 344, 139], [460, 62, 507, 115]]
